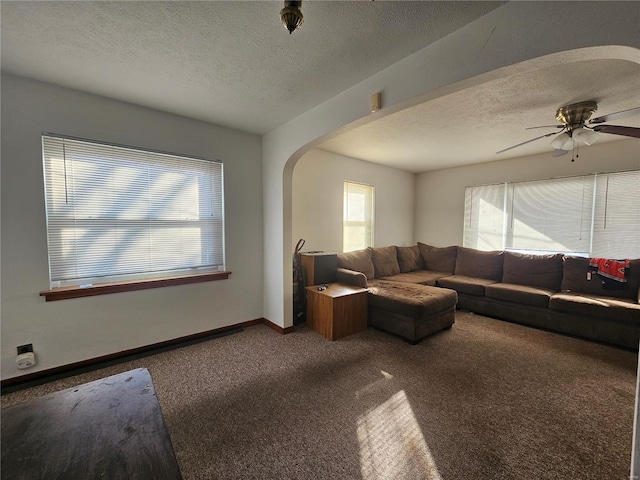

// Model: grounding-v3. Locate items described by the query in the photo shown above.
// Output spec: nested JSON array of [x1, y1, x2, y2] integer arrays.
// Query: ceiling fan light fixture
[[499, 102, 640, 158], [551, 132, 572, 150], [572, 127, 599, 145], [280, 1, 304, 34]]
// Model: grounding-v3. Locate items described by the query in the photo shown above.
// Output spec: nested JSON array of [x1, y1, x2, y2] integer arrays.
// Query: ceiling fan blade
[[552, 149, 569, 157], [496, 131, 559, 155], [525, 125, 563, 130], [592, 124, 640, 138], [589, 107, 640, 125]]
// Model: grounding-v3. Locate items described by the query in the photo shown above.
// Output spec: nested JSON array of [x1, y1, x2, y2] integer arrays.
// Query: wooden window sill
[[40, 271, 231, 302]]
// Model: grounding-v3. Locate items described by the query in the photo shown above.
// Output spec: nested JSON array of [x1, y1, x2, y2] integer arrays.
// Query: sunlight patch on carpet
[[355, 370, 394, 399], [356, 389, 442, 480]]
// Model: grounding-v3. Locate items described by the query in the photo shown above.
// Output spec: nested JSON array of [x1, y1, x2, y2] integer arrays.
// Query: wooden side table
[[306, 283, 368, 340]]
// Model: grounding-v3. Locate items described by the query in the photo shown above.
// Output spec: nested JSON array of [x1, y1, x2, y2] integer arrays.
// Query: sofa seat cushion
[[436, 275, 498, 296], [371, 246, 401, 278], [396, 245, 424, 273], [367, 280, 457, 318], [485, 283, 555, 308], [549, 292, 640, 325], [378, 270, 452, 286], [337, 248, 375, 280]]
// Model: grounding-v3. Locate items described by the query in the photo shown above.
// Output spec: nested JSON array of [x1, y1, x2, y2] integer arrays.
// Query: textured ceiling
[[0, 1, 503, 135], [319, 58, 640, 172], [3, 2, 638, 173]]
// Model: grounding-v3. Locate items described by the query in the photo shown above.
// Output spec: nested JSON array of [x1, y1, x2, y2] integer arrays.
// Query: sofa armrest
[[337, 268, 368, 288]]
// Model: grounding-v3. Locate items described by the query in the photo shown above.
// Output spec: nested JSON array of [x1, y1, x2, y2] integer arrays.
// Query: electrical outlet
[[17, 344, 33, 355]]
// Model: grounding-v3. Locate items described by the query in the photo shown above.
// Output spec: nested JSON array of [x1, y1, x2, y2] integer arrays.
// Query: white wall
[[292, 149, 415, 253], [415, 140, 640, 247], [263, 1, 640, 329], [0, 74, 263, 381]]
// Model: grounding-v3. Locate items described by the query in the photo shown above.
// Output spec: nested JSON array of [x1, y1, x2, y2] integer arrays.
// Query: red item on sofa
[[588, 258, 630, 282]]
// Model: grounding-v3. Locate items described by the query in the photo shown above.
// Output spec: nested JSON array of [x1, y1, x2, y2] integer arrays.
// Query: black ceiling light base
[[280, 1, 303, 34]]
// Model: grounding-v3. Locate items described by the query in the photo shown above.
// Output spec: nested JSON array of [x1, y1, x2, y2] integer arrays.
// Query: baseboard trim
[[262, 318, 296, 335], [1, 317, 288, 392]]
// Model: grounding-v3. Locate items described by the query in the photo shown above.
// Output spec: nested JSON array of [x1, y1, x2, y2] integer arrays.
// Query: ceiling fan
[[496, 101, 640, 157]]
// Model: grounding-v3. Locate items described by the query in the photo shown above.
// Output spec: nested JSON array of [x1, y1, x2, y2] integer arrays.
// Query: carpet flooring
[[2, 311, 637, 480]]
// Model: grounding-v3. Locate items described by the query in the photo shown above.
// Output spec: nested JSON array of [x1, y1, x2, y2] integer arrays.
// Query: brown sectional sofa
[[336, 245, 457, 344], [336, 243, 640, 349]]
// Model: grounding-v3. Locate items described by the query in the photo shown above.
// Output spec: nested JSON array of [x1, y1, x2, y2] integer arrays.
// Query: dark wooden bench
[[1, 368, 182, 480]]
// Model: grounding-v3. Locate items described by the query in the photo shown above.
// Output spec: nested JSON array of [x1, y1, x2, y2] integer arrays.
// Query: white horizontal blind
[[42, 135, 224, 286], [343, 181, 374, 252], [592, 171, 640, 258], [463, 183, 507, 250], [509, 176, 593, 255], [463, 170, 638, 258]]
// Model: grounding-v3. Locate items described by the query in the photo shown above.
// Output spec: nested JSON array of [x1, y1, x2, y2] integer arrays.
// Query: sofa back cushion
[[418, 243, 458, 273], [561, 256, 640, 300], [337, 248, 375, 280], [396, 245, 424, 273], [454, 247, 504, 281], [502, 252, 563, 291], [371, 246, 401, 278]]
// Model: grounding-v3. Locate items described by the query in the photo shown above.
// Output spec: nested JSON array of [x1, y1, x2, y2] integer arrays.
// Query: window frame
[[40, 133, 229, 301], [39, 270, 230, 302], [343, 181, 375, 252]]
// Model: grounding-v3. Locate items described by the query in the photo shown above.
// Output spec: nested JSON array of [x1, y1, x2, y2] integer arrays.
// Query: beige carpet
[[2, 312, 637, 480]]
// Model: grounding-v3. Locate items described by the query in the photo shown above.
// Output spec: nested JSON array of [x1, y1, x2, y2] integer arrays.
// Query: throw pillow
[[418, 243, 458, 273], [454, 247, 504, 281], [397, 245, 424, 273], [371, 246, 401, 278], [502, 252, 563, 291]]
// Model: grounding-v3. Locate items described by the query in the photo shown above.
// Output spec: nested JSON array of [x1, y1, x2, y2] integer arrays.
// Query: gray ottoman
[[367, 280, 458, 344]]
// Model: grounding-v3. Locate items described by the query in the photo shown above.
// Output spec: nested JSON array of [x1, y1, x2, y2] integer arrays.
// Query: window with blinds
[[42, 134, 225, 288], [463, 170, 640, 258], [343, 181, 374, 252], [463, 183, 508, 251], [508, 176, 594, 255], [592, 171, 640, 258]]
